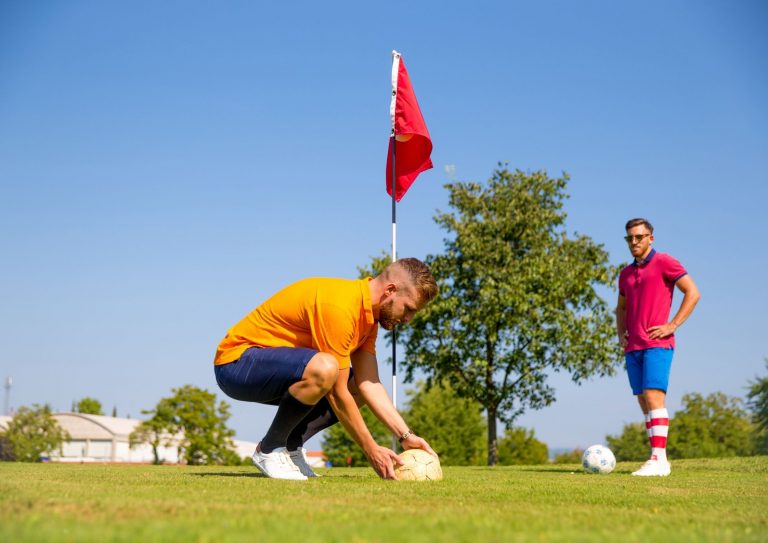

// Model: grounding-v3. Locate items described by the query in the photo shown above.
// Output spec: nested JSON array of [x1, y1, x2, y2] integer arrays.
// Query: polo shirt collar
[[633, 248, 656, 267], [360, 278, 375, 325]]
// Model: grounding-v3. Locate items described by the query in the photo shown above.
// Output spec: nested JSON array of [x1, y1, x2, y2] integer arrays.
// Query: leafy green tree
[[4, 404, 70, 462], [357, 252, 391, 279], [129, 402, 177, 465], [606, 422, 650, 461], [552, 448, 583, 464], [74, 397, 104, 415], [497, 426, 548, 465], [0, 434, 15, 461], [321, 406, 389, 467], [746, 359, 768, 454], [401, 166, 621, 464], [402, 381, 486, 465], [669, 392, 757, 459], [137, 385, 238, 465]]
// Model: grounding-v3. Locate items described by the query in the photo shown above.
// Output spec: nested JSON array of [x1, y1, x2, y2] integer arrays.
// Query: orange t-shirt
[[214, 277, 377, 370]]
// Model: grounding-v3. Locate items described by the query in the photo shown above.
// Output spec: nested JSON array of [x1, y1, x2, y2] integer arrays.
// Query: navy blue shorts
[[625, 347, 674, 395], [214, 347, 317, 405]]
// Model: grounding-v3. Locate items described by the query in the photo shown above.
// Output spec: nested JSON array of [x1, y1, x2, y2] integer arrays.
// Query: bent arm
[[351, 350, 436, 456], [325, 367, 399, 479], [670, 274, 701, 327], [648, 274, 701, 339]]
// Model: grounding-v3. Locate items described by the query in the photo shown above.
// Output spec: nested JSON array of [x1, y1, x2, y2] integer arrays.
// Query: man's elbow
[[356, 379, 377, 398], [691, 289, 701, 305], [686, 284, 701, 304]]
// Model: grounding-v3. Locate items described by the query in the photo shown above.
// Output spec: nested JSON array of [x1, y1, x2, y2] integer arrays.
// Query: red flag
[[386, 51, 433, 202]]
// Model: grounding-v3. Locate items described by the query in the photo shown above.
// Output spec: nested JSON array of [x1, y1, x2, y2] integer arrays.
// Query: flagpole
[[390, 133, 398, 451], [387, 49, 433, 450], [389, 50, 400, 451]]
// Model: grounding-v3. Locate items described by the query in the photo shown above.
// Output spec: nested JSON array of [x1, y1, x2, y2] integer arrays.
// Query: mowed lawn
[[1, 457, 766, 543]]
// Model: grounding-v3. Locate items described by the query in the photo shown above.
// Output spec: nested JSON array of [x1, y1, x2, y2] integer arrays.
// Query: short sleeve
[[660, 254, 687, 285], [618, 268, 628, 297]]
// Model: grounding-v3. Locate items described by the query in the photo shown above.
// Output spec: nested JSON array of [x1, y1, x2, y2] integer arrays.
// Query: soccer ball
[[582, 444, 616, 474], [395, 449, 443, 481]]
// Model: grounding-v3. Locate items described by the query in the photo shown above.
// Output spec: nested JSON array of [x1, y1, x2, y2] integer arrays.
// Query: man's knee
[[305, 353, 339, 392], [643, 388, 666, 409]]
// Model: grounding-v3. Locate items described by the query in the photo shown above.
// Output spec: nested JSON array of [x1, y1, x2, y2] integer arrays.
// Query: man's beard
[[378, 299, 397, 330]]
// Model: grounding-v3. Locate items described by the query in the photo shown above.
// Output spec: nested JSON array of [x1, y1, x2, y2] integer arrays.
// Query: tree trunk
[[487, 406, 498, 466], [485, 338, 498, 465]]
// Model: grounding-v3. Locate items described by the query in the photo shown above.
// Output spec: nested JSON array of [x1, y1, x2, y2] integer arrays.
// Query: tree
[[4, 404, 70, 462], [74, 397, 104, 416], [134, 385, 238, 465], [552, 448, 583, 464], [496, 426, 549, 465], [668, 392, 757, 459], [402, 381, 486, 465], [129, 402, 176, 465], [321, 406, 389, 467], [606, 422, 650, 461], [0, 434, 15, 461], [746, 359, 768, 454], [401, 166, 621, 464]]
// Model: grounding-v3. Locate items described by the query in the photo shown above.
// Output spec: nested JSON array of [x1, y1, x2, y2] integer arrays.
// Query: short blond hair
[[383, 258, 438, 303]]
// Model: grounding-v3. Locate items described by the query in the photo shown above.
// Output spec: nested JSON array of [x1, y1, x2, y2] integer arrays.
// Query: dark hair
[[625, 218, 654, 233], [387, 257, 438, 303]]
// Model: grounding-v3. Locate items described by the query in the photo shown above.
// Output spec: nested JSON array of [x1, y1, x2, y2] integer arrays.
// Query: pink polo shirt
[[619, 249, 687, 353]]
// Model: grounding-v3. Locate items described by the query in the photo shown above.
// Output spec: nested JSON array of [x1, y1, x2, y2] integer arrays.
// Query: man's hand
[[401, 434, 437, 458], [647, 322, 677, 339], [619, 331, 628, 349], [366, 445, 402, 479]]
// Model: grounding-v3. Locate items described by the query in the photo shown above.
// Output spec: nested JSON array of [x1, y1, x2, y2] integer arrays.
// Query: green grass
[[1, 457, 767, 542]]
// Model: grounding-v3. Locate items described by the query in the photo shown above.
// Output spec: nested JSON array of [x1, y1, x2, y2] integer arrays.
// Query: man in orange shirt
[[214, 258, 438, 480]]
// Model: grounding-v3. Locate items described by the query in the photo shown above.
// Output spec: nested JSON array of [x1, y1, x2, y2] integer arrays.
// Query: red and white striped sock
[[648, 408, 669, 462], [644, 413, 652, 449]]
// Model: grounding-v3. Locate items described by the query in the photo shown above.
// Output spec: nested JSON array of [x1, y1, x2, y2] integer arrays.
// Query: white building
[[0, 412, 257, 464], [54, 413, 183, 463], [0, 413, 325, 466]]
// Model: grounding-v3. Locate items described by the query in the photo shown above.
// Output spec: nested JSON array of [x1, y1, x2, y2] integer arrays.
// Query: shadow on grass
[[510, 466, 579, 473], [457, 465, 581, 474], [318, 471, 370, 479], [512, 465, 636, 475], [189, 471, 264, 478]]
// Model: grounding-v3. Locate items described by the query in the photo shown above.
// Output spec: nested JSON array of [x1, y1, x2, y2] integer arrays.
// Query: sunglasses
[[624, 234, 651, 243]]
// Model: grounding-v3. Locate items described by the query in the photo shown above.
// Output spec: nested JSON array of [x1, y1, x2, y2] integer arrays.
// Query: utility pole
[[3, 376, 11, 416]]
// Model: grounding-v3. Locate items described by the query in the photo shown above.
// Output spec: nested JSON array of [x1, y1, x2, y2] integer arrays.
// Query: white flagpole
[[390, 50, 401, 450]]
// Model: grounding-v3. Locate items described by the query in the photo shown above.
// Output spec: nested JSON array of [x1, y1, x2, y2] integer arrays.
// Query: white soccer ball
[[394, 449, 443, 481], [582, 444, 616, 474]]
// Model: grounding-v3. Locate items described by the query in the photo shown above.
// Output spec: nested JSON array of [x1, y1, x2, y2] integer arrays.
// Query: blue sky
[[1, 1, 766, 452]]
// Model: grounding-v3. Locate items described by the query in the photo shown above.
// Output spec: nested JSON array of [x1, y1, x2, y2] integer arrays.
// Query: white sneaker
[[288, 447, 321, 478], [632, 459, 671, 477], [252, 446, 307, 480]]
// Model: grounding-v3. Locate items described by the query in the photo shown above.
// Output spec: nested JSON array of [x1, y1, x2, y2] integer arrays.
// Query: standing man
[[214, 258, 438, 480], [616, 218, 700, 476]]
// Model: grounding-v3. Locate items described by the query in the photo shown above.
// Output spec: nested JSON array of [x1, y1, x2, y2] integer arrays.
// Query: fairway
[[1, 457, 766, 543]]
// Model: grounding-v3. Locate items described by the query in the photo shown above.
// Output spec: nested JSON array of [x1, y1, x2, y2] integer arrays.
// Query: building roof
[[53, 413, 142, 440]]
